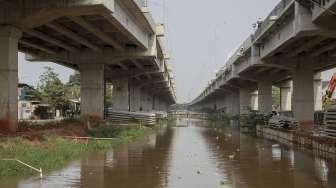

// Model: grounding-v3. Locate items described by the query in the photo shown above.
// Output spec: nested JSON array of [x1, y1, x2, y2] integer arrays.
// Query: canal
[[2, 119, 336, 188]]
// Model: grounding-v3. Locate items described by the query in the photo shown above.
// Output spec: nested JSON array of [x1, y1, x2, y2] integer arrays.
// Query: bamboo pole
[[1, 159, 43, 178]]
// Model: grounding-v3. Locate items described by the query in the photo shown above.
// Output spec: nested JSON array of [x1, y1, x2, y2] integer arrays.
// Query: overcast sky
[[18, 0, 335, 103]]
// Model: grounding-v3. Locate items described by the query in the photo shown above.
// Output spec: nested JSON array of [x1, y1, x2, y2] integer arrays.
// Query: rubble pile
[[268, 115, 298, 130]]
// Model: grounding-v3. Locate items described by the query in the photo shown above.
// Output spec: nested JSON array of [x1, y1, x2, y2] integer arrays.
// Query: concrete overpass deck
[[190, 0, 336, 128], [0, 0, 176, 131]]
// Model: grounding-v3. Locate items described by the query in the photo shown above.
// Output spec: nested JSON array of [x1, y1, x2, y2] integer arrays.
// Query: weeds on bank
[[0, 137, 112, 177], [0, 122, 153, 177]]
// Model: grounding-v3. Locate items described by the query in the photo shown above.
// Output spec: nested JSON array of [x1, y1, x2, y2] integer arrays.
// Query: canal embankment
[[257, 126, 336, 154], [205, 111, 336, 155], [0, 118, 155, 177]]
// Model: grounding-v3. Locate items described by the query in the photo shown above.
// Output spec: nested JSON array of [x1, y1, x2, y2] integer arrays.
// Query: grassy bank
[[0, 124, 153, 177]]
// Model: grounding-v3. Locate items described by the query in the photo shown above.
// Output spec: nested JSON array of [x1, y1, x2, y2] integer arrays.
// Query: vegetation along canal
[[1, 119, 336, 188]]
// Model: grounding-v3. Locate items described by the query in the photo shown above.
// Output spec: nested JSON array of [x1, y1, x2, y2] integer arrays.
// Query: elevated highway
[[0, 0, 176, 131], [190, 0, 336, 129]]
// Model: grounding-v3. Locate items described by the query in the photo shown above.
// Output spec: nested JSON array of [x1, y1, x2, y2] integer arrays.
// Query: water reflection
[[201, 125, 336, 188], [77, 126, 174, 188], [271, 145, 281, 161], [314, 158, 328, 184], [19, 161, 82, 188], [2, 119, 336, 188]]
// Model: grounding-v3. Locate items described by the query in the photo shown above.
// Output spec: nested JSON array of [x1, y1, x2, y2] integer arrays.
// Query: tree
[[37, 67, 69, 115], [68, 72, 80, 86], [66, 72, 80, 100]]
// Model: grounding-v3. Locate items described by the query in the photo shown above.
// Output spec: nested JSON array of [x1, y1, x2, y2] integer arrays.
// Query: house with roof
[[18, 83, 41, 120]]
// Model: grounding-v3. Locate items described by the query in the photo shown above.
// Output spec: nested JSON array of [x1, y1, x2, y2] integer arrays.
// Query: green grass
[[0, 127, 153, 177], [117, 127, 154, 142]]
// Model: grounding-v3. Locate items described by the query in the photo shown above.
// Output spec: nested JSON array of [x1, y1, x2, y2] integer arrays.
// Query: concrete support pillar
[[292, 67, 314, 129], [258, 81, 273, 113], [129, 85, 141, 112], [280, 81, 292, 112], [251, 91, 259, 111], [155, 97, 168, 112], [216, 97, 226, 112], [213, 99, 218, 111], [206, 100, 215, 111], [230, 91, 240, 115], [140, 90, 153, 112], [157, 99, 162, 111], [0, 26, 22, 131], [314, 73, 323, 111], [80, 64, 105, 118], [150, 94, 155, 111], [231, 91, 240, 115], [160, 101, 168, 112], [153, 96, 160, 111], [240, 88, 252, 114], [222, 95, 229, 113], [112, 79, 130, 111]]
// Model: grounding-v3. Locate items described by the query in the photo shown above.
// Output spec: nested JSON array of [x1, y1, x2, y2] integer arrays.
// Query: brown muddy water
[[1, 118, 336, 188]]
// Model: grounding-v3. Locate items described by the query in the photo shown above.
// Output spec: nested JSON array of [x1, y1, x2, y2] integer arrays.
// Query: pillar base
[[112, 79, 130, 111], [0, 119, 17, 132], [299, 121, 314, 130], [292, 67, 314, 130], [80, 64, 105, 118], [258, 81, 273, 114]]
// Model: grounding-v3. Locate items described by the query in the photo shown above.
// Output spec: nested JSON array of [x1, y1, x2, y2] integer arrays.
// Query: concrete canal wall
[[257, 126, 336, 154]]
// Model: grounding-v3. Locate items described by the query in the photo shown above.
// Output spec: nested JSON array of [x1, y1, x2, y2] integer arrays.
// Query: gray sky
[[18, 53, 74, 86], [18, 0, 335, 103], [148, 0, 278, 102]]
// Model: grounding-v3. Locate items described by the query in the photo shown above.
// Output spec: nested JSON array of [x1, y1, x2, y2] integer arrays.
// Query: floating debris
[[220, 180, 232, 188]]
